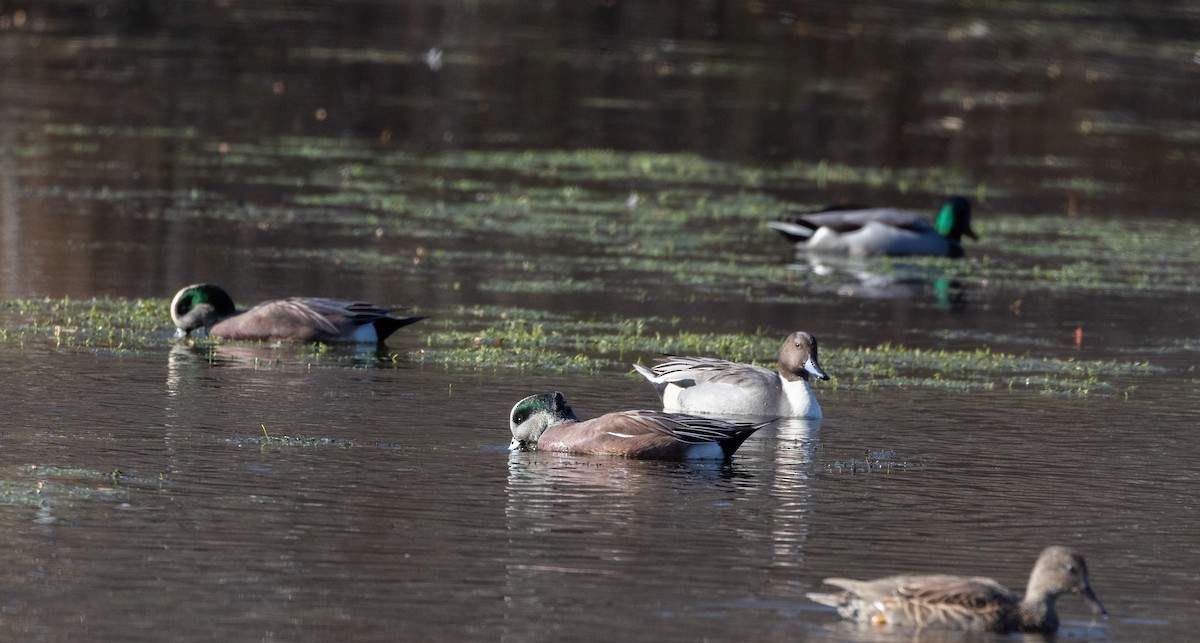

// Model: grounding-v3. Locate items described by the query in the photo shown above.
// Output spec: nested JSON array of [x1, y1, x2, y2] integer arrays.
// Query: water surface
[[1, 1, 1198, 641]]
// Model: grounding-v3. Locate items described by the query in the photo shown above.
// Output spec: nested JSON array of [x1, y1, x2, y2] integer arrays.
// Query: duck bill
[[509, 438, 537, 452], [964, 226, 978, 241], [1079, 585, 1107, 618], [805, 356, 830, 381]]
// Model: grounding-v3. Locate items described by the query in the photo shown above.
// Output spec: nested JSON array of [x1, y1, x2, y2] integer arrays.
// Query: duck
[[632, 331, 828, 418], [508, 392, 769, 460], [768, 196, 977, 258], [806, 546, 1107, 634], [170, 283, 425, 343]]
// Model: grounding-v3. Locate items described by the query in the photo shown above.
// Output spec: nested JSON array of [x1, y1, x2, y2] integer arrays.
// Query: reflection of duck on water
[[168, 340, 398, 371], [769, 196, 977, 258], [788, 254, 967, 310]]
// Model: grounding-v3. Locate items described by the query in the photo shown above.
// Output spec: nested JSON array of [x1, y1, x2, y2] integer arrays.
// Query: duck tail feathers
[[805, 591, 844, 609], [768, 220, 815, 243], [632, 363, 668, 399], [373, 315, 427, 341]]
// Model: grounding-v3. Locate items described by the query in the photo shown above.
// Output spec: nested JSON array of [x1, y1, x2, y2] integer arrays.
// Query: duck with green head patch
[[170, 283, 425, 343], [508, 392, 770, 460], [807, 546, 1106, 634], [768, 196, 977, 258]]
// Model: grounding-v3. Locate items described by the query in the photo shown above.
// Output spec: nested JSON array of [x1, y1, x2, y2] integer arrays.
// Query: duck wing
[[541, 411, 768, 459], [610, 410, 765, 443], [784, 208, 936, 234], [642, 356, 778, 388], [813, 575, 1017, 629]]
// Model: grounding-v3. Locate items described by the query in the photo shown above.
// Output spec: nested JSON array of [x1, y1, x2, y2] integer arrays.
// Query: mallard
[[769, 196, 977, 257]]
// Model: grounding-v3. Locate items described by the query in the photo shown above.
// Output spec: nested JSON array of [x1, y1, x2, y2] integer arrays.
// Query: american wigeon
[[768, 196, 977, 258], [632, 331, 828, 418], [508, 392, 769, 460], [170, 283, 424, 343], [807, 546, 1107, 634]]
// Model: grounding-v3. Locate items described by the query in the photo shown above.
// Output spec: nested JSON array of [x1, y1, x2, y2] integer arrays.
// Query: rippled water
[[2, 1, 1199, 641]]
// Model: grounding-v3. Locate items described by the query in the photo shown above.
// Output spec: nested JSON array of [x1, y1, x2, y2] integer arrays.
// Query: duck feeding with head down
[[170, 283, 425, 343], [508, 392, 770, 461]]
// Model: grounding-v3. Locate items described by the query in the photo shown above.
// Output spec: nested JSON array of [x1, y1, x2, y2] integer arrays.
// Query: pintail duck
[[768, 196, 977, 258], [632, 331, 828, 418], [170, 283, 425, 343], [807, 546, 1107, 634], [508, 392, 769, 460]]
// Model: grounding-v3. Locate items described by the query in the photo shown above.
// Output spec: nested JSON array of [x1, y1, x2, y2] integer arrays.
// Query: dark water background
[[1, 2, 1198, 641]]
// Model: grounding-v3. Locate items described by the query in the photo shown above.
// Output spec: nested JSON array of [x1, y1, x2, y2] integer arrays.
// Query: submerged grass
[[2, 141, 1189, 395], [417, 305, 1153, 396], [0, 297, 1157, 396], [0, 464, 157, 509], [824, 449, 928, 474]]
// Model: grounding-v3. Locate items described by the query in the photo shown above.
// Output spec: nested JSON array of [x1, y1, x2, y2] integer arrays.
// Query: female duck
[[508, 392, 768, 461], [807, 546, 1107, 633], [170, 283, 424, 343], [633, 331, 828, 418], [769, 196, 977, 258]]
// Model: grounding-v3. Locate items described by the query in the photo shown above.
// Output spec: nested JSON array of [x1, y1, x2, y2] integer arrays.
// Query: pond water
[[1, 1, 1198, 641]]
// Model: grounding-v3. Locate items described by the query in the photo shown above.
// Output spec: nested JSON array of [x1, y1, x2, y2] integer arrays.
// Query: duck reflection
[[167, 339, 400, 377], [500, 419, 821, 637], [737, 417, 819, 569], [788, 254, 968, 311], [500, 452, 746, 638]]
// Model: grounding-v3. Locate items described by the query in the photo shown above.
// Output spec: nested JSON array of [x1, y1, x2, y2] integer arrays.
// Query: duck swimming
[[633, 331, 828, 418], [807, 545, 1106, 634], [769, 196, 977, 258], [170, 283, 424, 343], [508, 392, 769, 460]]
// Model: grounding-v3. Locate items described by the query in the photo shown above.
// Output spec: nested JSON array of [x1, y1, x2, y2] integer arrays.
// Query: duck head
[[170, 283, 237, 336], [779, 331, 829, 382], [935, 196, 977, 243], [509, 391, 579, 451]]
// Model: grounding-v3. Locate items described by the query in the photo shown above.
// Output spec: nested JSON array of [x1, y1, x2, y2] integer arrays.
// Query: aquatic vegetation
[[0, 464, 152, 509], [230, 435, 361, 448], [0, 296, 170, 354], [824, 449, 928, 474], [0, 297, 1157, 396]]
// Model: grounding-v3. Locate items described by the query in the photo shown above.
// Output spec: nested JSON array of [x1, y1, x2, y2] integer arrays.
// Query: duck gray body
[[633, 331, 828, 418], [769, 196, 976, 258], [807, 546, 1106, 634], [170, 283, 424, 343], [508, 392, 769, 460]]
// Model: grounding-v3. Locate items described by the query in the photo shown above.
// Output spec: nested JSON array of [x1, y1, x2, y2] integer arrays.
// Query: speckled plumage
[[807, 546, 1107, 634]]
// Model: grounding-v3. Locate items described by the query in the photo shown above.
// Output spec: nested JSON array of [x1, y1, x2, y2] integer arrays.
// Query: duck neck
[[778, 362, 807, 383], [1017, 587, 1058, 633]]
